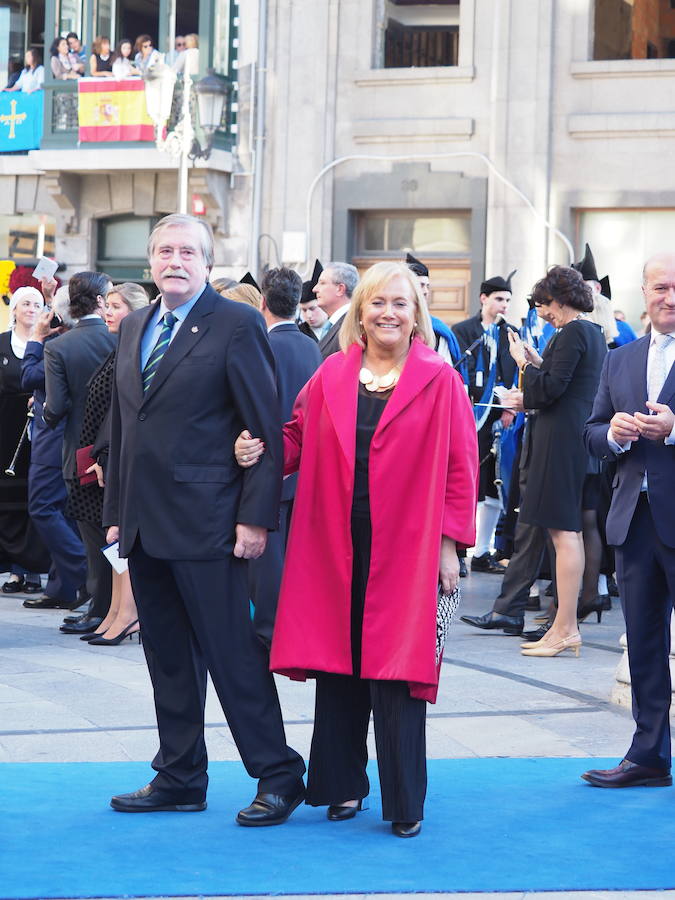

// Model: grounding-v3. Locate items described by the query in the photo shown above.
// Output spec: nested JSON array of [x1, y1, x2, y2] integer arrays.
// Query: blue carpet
[[2, 757, 675, 898]]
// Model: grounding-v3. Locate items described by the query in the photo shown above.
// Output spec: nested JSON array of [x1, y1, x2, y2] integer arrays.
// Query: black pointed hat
[[480, 269, 516, 296], [301, 259, 323, 304], [240, 271, 260, 292], [405, 252, 429, 278], [599, 274, 611, 300], [572, 243, 599, 283]]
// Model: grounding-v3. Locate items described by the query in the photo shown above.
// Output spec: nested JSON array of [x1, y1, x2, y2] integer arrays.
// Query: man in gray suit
[[315, 261, 359, 359]]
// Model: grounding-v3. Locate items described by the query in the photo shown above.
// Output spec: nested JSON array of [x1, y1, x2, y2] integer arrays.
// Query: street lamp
[[190, 69, 229, 160]]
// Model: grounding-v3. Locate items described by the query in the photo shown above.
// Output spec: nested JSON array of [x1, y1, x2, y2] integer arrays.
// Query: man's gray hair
[[326, 261, 359, 298], [147, 214, 215, 269], [53, 284, 77, 327]]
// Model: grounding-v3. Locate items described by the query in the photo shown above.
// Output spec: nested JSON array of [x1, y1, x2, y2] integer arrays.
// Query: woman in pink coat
[[236, 261, 477, 837]]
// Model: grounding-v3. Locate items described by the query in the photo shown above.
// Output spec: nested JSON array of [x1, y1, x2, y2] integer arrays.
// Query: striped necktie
[[142, 311, 177, 393], [648, 333, 675, 403]]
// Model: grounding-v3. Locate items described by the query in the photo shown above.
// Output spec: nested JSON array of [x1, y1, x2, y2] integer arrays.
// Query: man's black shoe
[[111, 783, 207, 812], [581, 759, 672, 788], [607, 575, 619, 597], [236, 787, 305, 826], [60, 615, 104, 634], [23, 595, 78, 610], [459, 558, 468, 578], [522, 622, 551, 642], [470, 553, 504, 574], [460, 611, 524, 635]]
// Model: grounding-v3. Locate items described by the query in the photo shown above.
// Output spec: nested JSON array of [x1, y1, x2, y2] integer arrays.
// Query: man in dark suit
[[583, 252, 675, 789], [247, 267, 322, 646], [103, 214, 305, 824], [315, 261, 359, 358], [452, 272, 518, 574], [21, 294, 88, 612], [43, 273, 116, 633]]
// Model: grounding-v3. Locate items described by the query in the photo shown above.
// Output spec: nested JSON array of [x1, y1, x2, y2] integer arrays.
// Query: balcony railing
[[384, 23, 459, 68]]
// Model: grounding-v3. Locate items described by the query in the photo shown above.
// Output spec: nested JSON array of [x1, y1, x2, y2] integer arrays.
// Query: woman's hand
[[439, 536, 459, 594], [507, 330, 527, 369], [86, 462, 105, 488], [234, 430, 265, 468], [523, 343, 543, 368], [502, 388, 524, 413]]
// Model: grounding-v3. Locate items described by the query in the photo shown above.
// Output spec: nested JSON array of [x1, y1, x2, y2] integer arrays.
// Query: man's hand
[[634, 402, 675, 441], [31, 307, 62, 343], [234, 523, 267, 559], [609, 412, 640, 445], [439, 536, 459, 594], [106, 526, 119, 544], [500, 409, 516, 427]]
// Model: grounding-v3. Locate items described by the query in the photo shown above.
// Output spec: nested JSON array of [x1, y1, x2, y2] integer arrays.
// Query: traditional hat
[[480, 270, 516, 296], [300, 259, 323, 304], [240, 271, 260, 291], [599, 274, 611, 299], [405, 252, 429, 278], [572, 244, 599, 283]]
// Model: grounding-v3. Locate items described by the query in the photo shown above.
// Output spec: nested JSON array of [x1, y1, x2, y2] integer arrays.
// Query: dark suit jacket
[[103, 285, 283, 559], [43, 318, 116, 480], [451, 313, 517, 406], [268, 322, 322, 500], [584, 335, 675, 548], [318, 313, 346, 359], [21, 339, 65, 469]]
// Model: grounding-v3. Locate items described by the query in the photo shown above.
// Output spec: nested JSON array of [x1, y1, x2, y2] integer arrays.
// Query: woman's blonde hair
[[222, 283, 262, 310], [339, 261, 435, 353], [110, 282, 149, 312]]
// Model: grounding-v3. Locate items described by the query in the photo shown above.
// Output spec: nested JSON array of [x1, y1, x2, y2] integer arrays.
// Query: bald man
[[583, 253, 675, 789]]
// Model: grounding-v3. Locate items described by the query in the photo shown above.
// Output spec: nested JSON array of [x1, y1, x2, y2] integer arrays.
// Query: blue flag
[[0, 91, 43, 152]]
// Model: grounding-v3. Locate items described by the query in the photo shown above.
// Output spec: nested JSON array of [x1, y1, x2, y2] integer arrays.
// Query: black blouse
[[352, 383, 393, 519]]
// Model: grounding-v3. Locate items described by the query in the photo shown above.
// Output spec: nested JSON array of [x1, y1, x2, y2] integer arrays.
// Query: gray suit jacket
[[318, 313, 346, 360], [43, 317, 116, 481]]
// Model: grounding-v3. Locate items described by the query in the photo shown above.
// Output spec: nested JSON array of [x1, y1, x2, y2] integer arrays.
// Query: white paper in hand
[[32, 256, 59, 280], [101, 541, 129, 574]]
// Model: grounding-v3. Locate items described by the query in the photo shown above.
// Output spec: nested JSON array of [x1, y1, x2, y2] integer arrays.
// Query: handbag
[[436, 584, 461, 663], [75, 444, 97, 486]]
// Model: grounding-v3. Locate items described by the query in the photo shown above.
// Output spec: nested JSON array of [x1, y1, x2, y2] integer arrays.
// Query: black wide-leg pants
[[128, 536, 305, 801], [306, 516, 427, 822]]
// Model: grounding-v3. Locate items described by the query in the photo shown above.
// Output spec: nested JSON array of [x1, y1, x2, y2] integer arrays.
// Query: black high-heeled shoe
[[327, 797, 368, 821], [577, 598, 603, 623], [80, 627, 108, 641], [88, 620, 141, 645]]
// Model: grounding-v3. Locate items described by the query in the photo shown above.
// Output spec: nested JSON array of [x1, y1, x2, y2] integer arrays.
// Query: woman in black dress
[[69, 282, 149, 645], [507, 266, 606, 658], [0, 287, 50, 592]]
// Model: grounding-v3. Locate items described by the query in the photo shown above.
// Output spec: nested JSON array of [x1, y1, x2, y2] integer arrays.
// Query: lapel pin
[[191, 326, 199, 333]]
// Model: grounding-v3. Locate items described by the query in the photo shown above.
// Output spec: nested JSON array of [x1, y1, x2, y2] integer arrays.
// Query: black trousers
[[249, 499, 292, 649], [619, 494, 675, 771], [76, 519, 111, 618], [128, 537, 305, 800], [306, 516, 427, 822]]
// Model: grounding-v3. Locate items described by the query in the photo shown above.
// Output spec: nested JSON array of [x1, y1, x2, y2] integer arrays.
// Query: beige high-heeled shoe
[[521, 633, 581, 658]]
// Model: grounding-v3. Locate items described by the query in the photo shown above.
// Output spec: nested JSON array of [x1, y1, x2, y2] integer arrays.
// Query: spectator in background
[[165, 35, 186, 68], [134, 35, 161, 76], [89, 36, 114, 77], [5, 60, 23, 90], [210, 276, 238, 295], [112, 39, 140, 79], [43, 272, 116, 636], [3, 49, 44, 93], [66, 33, 87, 72], [314, 261, 359, 358], [613, 311, 638, 347], [173, 34, 199, 74], [220, 282, 262, 310], [298, 260, 329, 342], [50, 38, 81, 80]]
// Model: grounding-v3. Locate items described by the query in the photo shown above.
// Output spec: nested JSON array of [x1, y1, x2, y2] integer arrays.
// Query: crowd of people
[[2, 31, 198, 92], [2, 212, 674, 832]]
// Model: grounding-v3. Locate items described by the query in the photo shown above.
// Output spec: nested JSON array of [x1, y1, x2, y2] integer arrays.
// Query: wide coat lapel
[[320, 343, 360, 465], [141, 287, 215, 404], [375, 338, 444, 436]]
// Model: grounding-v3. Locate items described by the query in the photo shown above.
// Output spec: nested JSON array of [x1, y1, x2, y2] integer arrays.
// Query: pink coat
[[269, 338, 478, 702]]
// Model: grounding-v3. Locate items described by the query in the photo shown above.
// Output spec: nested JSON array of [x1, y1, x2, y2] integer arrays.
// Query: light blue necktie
[[142, 311, 177, 393]]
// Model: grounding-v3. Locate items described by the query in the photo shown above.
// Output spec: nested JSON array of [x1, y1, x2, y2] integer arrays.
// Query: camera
[[50, 312, 62, 329]]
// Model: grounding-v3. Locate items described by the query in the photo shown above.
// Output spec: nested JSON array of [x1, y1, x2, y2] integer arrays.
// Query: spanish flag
[[78, 79, 154, 143]]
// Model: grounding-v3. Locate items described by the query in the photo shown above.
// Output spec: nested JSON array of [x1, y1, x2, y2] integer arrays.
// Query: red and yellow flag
[[78, 79, 154, 142]]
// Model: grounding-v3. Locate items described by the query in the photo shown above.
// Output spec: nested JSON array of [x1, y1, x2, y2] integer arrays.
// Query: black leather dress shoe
[[111, 783, 207, 812], [236, 787, 305, 826], [60, 615, 104, 634], [392, 821, 421, 838], [23, 595, 76, 610], [522, 622, 551, 642], [327, 797, 368, 820], [458, 558, 468, 578], [581, 759, 672, 788], [460, 611, 524, 635], [470, 553, 504, 574], [2, 578, 26, 594]]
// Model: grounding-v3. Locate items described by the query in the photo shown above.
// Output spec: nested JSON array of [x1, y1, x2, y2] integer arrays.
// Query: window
[[0, 214, 56, 260], [592, 0, 675, 61], [358, 211, 470, 256], [97, 215, 157, 283], [577, 208, 675, 328], [380, 0, 460, 69]]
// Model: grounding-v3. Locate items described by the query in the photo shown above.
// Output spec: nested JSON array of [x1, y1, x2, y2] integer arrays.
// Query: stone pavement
[[0, 566, 663, 900]]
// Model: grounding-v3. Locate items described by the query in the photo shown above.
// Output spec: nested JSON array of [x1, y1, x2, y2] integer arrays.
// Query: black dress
[[519, 319, 606, 532], [65, 350, 115, 524], [0, 331, 50, 572]]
